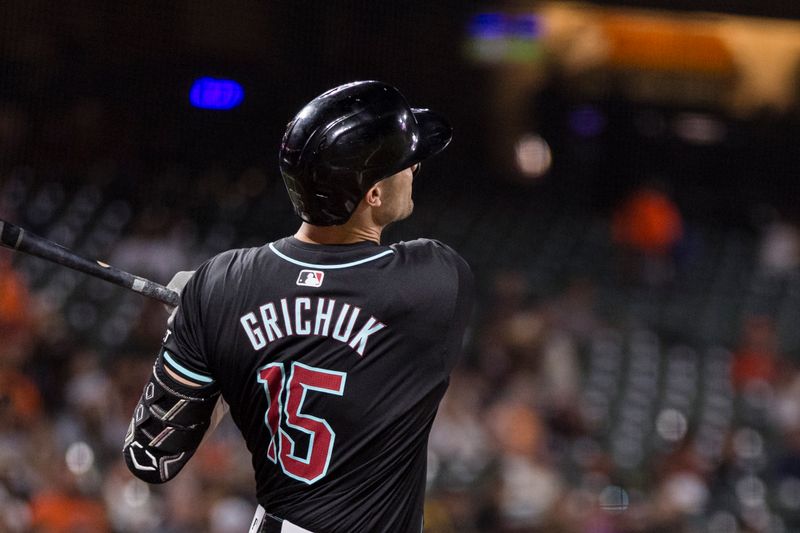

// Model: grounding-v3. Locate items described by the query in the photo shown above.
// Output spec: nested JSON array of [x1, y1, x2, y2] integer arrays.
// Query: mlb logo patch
[[296, 270, 324, 287]]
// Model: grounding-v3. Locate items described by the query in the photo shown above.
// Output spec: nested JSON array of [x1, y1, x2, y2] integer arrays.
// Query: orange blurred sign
[[602, 15, 734, 73]]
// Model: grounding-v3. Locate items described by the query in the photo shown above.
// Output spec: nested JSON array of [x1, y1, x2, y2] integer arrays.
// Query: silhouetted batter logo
[[296, 270, 324, 287]]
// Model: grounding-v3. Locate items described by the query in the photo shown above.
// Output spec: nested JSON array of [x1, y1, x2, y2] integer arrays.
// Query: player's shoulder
[[391, 237, 460, 258], [200, 246, 249, 270], [192, 247, 260, 285], [390, 238, 471, 274], [391, 237, 466, 259]]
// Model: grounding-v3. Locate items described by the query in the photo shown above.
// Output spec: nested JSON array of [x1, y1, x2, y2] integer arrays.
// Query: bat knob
[[0, 220, 24, 249]]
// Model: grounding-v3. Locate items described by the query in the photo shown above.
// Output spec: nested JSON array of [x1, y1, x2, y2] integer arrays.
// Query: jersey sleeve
[[123, 260, 224, 483], [161, 263, 216, 387], [433, 241, 475, 372]]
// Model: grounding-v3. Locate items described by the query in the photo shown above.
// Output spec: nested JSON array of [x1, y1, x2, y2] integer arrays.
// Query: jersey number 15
[[257, 361, 347, 484]]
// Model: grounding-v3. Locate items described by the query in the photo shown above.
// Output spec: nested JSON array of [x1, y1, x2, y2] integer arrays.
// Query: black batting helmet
[[279, 80, 453, 226]]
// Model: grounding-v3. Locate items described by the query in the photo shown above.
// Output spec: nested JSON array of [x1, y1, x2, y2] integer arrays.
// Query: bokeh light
[[514, 134, 552, 178]]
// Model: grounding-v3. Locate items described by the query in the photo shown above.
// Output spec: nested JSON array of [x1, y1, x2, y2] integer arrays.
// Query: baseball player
[[123, 81, 474, 532]]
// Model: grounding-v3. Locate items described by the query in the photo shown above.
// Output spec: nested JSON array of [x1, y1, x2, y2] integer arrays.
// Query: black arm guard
[[123, 359, 220, 484]]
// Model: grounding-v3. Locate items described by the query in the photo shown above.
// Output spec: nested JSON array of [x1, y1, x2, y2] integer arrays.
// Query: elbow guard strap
[[123, 361, 220, 483]]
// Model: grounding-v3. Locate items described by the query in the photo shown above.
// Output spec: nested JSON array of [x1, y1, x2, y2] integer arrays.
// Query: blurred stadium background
[[2, 1, 800, 531]]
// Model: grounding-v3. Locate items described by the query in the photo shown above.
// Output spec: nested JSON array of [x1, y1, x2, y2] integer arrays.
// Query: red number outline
[[258, 361, 347, 484]]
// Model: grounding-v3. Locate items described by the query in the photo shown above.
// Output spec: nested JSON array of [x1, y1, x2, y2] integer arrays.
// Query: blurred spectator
[[0, 365, 42, 428], [775, 363, 800, 434], [477, 272, 543, 385], [429, 370, 492, 489], [612, 182, 684, 286], [102, 461, 163, 532], [773, 362, 800, 519], [209, 496, 254, 533], [732, 315, 779, 390], [28, 434, 111, 533], [773, 427, 800, 488], [0, 254, 42, 432], [537, 330, 583, 436], [651, 442, 711, 527], [161, 469, 209, 532], [57, 350, 127, 458], [545, 278, 602, 342], [539, 279, 599, 426], [489, 271, 531, 318], [109, 209, 194, 284], [758, 214, 800, 276], [486, 383, 563, 531], [30, 487, 110, 533], [0, 252, 33, 340]]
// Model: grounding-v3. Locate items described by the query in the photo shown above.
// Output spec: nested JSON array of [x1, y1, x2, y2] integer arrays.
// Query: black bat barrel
[[0, 219, 180, 308]]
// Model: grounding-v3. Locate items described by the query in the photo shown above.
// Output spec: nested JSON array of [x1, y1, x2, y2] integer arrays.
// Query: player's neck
[[295, 222, 382, 245]]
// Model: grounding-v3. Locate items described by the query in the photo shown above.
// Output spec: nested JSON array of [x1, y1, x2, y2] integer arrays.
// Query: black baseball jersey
[[161, 236, 473, 532]]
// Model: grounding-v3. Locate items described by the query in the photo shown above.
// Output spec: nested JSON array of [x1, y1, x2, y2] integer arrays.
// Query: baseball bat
[[0, 218, 180, 308]]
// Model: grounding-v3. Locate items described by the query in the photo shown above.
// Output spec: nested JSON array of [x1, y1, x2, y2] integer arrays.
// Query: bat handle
[[132, 277, 181, 308]]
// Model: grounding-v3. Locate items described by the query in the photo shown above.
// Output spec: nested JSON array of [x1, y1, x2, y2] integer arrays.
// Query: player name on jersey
[[239, 297, 386, 357]]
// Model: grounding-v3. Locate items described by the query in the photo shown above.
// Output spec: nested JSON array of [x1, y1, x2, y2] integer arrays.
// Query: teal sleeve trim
[[163, 351, 214, 384]]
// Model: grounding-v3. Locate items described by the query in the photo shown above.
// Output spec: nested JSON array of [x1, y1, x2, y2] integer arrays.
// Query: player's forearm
[[122, 356, 220, 483]]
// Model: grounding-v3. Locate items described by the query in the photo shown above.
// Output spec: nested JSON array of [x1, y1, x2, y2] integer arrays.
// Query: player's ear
[[364, 183, 382, 208]]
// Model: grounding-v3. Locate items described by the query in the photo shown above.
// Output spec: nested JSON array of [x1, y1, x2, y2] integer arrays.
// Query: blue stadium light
[[469, 13, 506, 39], [510, 14, 541, 39], [468, 12, 542, 40], [189, 77, 244, 110]]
